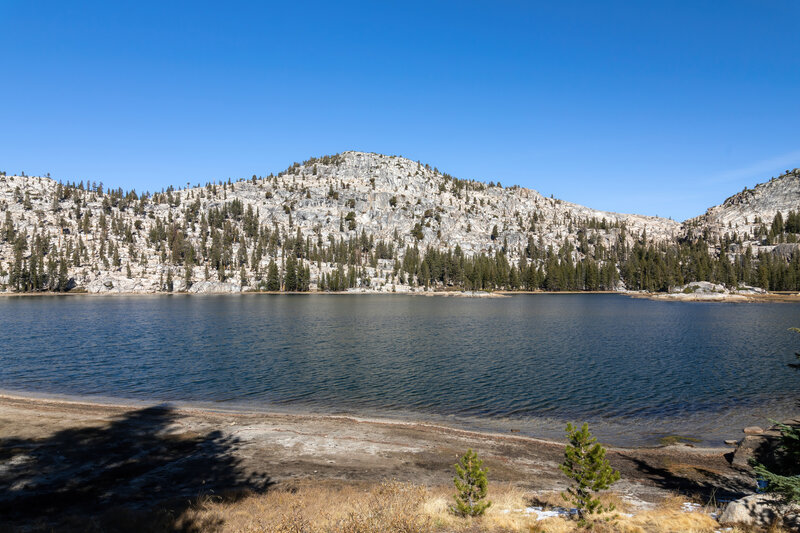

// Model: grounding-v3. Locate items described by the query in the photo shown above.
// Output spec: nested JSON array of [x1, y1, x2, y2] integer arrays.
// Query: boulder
[[734, 285, 767, 295], [86, 278, 115, 293], [719, 494, 800, 529], [731, 422, 788, 471], [731, 434, 778, 469], [670, 281, 727, 294], [86, 276, 155, 294], [187, 281, 241, 294]]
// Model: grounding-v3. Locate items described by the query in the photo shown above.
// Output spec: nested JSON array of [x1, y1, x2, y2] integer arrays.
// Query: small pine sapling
[[560, 422, 620, 525], [452, 448, 491, 517]]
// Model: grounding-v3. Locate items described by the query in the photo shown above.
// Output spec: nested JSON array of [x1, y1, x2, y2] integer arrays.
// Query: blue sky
[[1, 1, 798, 220]]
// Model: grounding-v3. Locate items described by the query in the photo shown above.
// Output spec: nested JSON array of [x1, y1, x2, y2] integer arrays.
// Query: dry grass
[[178, 481, 433, 533], [174, 481, 793, 533], [529, 489, 634, 514]]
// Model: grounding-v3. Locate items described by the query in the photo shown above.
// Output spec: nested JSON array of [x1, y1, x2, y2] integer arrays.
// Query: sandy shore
[[0, 393, 756, 527]]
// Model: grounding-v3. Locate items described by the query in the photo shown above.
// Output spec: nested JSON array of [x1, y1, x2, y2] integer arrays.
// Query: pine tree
[[57, 255, 69, 291], [452, 449, 491, 517], [3, 211, 14, 242], [297, 260, 309, 291], [266, 259, 280, 291], [560, 422, 620, 524], [284, 255, 298, 291]]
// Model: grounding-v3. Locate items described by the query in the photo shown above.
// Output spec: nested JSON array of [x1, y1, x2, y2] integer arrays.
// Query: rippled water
[[1, 294, 798, 446]]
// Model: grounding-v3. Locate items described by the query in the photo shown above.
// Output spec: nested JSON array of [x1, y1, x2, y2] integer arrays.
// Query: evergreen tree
[[452, 449, 491, 517], [560, 422, 620, 524], [297, 260, 309, 291], [266, 259, 280, 291], [284, 255, 298, 291], [57, 254, 69, 291], [3, 211, 14, 242]]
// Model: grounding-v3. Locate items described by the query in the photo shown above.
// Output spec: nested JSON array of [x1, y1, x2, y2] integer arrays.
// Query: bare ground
[[0, 394, 756, 531]]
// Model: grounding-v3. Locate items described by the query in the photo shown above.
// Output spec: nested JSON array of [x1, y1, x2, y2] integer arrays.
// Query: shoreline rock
[[719, 494, 800, 529]]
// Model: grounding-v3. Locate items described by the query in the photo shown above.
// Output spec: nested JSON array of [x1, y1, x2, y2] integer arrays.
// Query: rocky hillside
[[687, 168, 800, 240], [0, 152, 798, 294]]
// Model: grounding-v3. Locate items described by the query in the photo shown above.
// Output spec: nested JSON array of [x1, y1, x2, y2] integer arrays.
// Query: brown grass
[[166, 480, 798, 533], [9, 480, 791, 532], [529, 489, 634, 514]]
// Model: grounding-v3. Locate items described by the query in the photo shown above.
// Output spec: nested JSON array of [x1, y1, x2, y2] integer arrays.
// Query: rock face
[[719, 494, 800, 529], [731, 435, 776, 469], [772, 242, 800, 260], [730, 421, 785, 470], [669, 281, 727, 294], [687, 168, 800, 241], [653, 281, 767, 301], [0, 151, 798, 294], [187, 281, 241, 294]]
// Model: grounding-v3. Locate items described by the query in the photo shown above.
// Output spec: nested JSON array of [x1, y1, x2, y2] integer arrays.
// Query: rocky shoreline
[[629, 281, 800, 303], [3, 286, 799, 302]]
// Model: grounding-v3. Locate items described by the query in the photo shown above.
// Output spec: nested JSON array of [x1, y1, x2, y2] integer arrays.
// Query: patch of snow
[[681, 501, 720, 519], [501, 506, 578, 520]]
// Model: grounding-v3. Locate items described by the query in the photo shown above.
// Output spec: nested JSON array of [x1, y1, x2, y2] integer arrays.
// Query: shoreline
[[1, 289, 798, 302], [0, 391, 763, 530], [0, 391, 729, 454], [0, 391, 569, 450], [628, 291, 800, 303], [0, 289, 600, 297], [0, 392, 749, 489], [3, 386, 781, 449]]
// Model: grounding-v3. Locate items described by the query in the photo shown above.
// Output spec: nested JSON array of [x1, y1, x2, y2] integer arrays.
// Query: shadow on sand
[[0, 405, 273, 532], [622, 455, 753, 502]]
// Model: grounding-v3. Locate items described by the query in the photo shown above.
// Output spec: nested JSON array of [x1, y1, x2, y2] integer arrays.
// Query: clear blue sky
[[1, 1, 798, 220]]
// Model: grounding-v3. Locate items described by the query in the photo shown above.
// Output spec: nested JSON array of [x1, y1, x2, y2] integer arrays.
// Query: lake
[[1, 293, 798, 446]]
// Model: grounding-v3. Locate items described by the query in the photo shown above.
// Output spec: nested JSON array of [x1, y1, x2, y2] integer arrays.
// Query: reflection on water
[[1, 294, 798, 446]]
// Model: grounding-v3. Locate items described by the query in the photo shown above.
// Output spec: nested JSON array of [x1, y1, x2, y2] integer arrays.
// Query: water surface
[[1, 294, 798, 446]]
